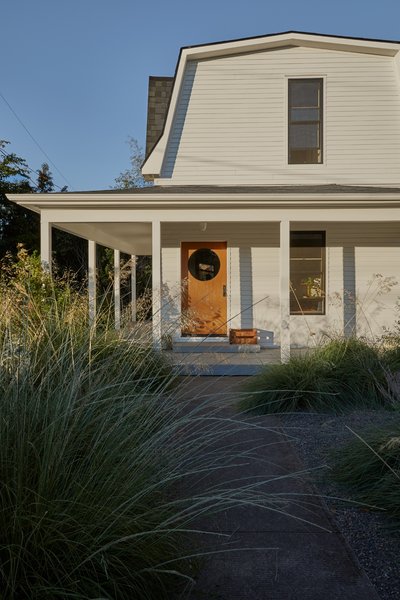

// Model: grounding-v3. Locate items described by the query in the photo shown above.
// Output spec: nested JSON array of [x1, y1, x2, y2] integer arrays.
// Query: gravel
[[280, 410, 400, 600]]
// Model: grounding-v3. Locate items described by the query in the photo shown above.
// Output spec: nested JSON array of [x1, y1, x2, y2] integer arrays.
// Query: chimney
[[145, 76, 174, 159]]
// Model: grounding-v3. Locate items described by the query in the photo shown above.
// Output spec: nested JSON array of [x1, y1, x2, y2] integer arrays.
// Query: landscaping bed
[[280, 410, 400, 600]]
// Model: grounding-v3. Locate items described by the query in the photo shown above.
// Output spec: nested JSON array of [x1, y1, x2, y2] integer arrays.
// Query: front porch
[[8, 185, 400, 364]]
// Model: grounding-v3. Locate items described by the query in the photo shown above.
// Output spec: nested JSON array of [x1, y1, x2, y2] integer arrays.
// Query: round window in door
[[188, 248, 220, 281]]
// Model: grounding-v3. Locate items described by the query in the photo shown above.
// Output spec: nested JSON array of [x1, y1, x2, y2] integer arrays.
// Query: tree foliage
[[0, 140, 38, 255], [112, 137, 153, 312], [114, 137, 151, 189], [36, 162, 55, 193], [1, 138, 152, 301]]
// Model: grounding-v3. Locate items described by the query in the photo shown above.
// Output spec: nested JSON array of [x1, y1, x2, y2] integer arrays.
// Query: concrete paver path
[[176, 377, 380, 600]]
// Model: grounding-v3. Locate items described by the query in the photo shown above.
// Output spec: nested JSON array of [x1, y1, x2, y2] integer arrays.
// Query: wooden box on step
[[229, 329, 258, 345]]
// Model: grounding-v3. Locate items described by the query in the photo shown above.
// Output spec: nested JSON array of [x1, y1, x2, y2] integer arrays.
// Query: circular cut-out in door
[[188, 248, 221, 281]]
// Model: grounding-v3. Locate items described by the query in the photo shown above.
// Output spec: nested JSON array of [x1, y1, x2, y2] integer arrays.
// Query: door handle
[[223, 285, 227, 297]]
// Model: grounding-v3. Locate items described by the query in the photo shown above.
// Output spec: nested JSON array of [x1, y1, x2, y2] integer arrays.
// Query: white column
[[131, 254, 137, 322], [88, 240, 96, 325], [152, 220, 162, 349], [114, 249, 121, 330], [280, 220, 291, 362], [40, 218, 52, 274]]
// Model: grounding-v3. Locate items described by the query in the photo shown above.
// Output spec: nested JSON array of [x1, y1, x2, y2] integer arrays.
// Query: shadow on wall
[[343, 245, 356, 337], [161, 282, 182, 338], [239, 247, 253, 328], [162, 62, 197, 178]]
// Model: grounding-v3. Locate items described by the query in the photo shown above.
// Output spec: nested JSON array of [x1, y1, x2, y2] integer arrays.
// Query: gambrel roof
[[142, 30, 400, 178]]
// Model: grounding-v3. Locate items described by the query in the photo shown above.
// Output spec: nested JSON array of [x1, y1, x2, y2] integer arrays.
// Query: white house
[[8, 31, 400, 361]]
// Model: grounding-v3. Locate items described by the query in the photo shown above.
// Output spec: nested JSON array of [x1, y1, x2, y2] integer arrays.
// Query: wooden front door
[[181, 242, 227, 336]]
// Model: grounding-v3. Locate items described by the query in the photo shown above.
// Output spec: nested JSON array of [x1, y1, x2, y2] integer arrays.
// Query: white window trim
[[289, 227, 329, 318], [284, 75, 327, 168]]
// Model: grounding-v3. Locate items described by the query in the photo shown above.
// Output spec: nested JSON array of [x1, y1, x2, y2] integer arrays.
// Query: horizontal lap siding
[[330, 223, 400, 340], [161, 47, 400, 185], [291, 223, 400, 345], [161, 222, 400, 346]]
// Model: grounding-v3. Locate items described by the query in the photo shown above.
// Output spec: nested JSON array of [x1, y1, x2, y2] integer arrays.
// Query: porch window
[[288, 78, 323, 164], [290, 231, 325, 315]]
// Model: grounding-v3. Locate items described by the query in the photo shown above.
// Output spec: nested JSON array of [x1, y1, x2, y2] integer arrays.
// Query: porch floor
[[166, 348, 308, 376]]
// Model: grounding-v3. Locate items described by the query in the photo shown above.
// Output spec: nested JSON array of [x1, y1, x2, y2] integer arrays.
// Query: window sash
[[290, 231, 326, 315], [288, 79, 323, 164]]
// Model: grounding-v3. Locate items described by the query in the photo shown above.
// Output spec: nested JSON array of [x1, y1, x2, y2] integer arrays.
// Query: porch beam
[[40, 218, 52, 274], [43, 207, 400, 224], [280, 220, 290, 363], [131, 255, 137, 322], [114, 249, 121, 330], [88, 240, 97, 325], [152, 220, 162, 350]]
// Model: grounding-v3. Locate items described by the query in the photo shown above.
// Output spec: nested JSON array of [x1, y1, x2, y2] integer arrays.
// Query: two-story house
[[9, 31, 400, 361]]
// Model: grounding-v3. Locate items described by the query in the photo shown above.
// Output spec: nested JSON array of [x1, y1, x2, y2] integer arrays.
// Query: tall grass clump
[[0, 251, 301, 598], [331, 422, 400, 522], [240, 337, 391, 414]]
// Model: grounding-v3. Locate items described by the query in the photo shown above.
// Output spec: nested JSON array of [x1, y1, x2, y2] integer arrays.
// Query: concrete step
[[173, 336, 229, 344]]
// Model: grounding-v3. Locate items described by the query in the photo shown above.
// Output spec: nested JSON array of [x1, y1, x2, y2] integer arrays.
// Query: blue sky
[[2, 0, 400, 191]]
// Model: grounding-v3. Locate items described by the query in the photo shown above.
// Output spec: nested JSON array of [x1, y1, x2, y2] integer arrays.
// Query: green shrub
[[0, 245, 76, 314], [331, 423, 400, 520], [240, 337, 391, 414], [381, 342, 400, 373]]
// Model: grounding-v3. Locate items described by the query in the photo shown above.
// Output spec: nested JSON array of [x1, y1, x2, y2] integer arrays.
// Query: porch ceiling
[[54, 222, 152, 255]]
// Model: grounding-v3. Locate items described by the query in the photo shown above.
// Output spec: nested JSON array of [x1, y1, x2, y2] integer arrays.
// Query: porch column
[[152, 220, 162, 350], [88, 240, 96, 325], [40, 217, 52, 274], [131, 254, 137, 322], [280, 220, 290, 362], [114, 249, 121, 330]]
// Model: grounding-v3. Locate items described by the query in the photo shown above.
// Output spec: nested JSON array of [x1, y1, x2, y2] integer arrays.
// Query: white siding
[[161, 222, 400, 346], [159, 46, 400, 185], [161, 222, 280, 344]]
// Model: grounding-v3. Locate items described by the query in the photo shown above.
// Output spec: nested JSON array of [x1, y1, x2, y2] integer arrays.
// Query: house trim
[[285, 75, 327, 168]]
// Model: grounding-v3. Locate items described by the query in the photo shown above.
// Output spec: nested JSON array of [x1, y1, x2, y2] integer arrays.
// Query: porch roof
[[7, 185, 400, 256], [44, 184, 400, 194], [8, 184, 400, 212]]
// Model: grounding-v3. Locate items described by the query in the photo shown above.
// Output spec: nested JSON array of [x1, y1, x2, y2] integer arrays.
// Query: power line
[[0, 90, 73, 189], [0, 146, 67, 191]]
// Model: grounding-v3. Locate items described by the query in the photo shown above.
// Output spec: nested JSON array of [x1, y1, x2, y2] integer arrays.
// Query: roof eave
[[8, 192, 400, 213]]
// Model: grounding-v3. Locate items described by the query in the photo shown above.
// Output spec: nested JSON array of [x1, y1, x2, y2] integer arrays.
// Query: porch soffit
[[54, 222, 152, 256]]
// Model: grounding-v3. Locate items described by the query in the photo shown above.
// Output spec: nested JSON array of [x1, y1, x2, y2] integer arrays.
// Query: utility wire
[[0, 90, 73, 189], [0, 147, 67, 191]]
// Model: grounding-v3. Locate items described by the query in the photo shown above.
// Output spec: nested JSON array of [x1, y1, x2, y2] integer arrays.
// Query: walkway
[[176, 377, 380, 600]]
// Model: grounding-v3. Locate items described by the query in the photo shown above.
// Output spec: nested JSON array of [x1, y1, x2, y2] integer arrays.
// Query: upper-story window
[[288, 78, 323, 164]]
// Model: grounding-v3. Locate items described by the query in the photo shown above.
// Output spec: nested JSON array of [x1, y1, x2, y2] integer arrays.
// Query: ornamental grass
[[240, 337, 395, 414], [0, 253, 305, 599], [331, 421, 400, 522]]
